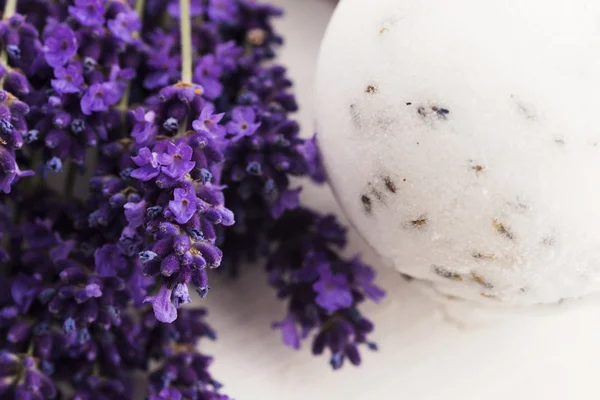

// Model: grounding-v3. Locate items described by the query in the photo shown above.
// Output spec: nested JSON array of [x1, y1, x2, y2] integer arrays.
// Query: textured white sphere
[[315, 0, 600, 306]]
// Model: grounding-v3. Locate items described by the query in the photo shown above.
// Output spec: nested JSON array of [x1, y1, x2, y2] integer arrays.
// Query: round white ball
[[315, 0, 600, 306]]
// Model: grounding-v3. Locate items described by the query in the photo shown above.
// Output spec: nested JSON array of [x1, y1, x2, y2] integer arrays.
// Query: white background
[[202, 1, 600, 399]]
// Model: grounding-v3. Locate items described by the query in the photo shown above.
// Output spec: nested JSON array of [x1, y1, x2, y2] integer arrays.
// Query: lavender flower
[[0, 0, 384, 398], [68, 0, 106, 27], [43, 23, 78, 68], [51, 63, 85, 94], [81, 82, 121, 115]]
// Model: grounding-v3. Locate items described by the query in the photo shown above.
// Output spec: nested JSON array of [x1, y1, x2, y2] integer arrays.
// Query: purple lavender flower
[[51, 63, 84, 94], [68, 0, 106, 27], [313, 269, 353, 313], [131, 108, 158, 146], [226, 106, 261, 140], [94, 243, 125, 277], [215, 41, 242, 73], [11, 274, 41, 313], [157, 142, 196, 180], [272, 314, 300, 350], [193, 55, 223, 99], [107, 10, 141, 43], [43, 23, 78, 68], [144, 285, 176, 323], [192, 104, 225, 135], [0, 0, 382, 394], [351, 257, 386, 302], [124, 199, 147, 229], [130, 147, 160, 181], [168, 187, 198, 224], [0, 147, 33, 193], [149, 387, 182, 400], [207, 0, 239, 22], [297, 134, 326, 183], [270, 188, 300, 219], [0, 354, 57, 399], [80, 82, 121, 115], [109, 65, 136, 95], [173, 283, 191, 308]]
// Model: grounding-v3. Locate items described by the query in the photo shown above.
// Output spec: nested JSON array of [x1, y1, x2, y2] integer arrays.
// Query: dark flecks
[[417, 104, 450, 120], [432, 265, 462, 281], [370, 186, 384, 202], [507, 200, 529, 213], [405, 102, 412, 106], [432, 106, 450, 118], [350, 104, 361, 128], [361, 195, 372, 214], [383, 176, 397, 193], [554, 138, 565, 146], [471, 273, 493, 289], [400, 273, 414, 282], [365, 85, 378, 94], [472, 251, 495, 261], [541, 236, 555, 246], [471, 164, 485, 175], [480, 292, 496, 299], [492, 219, 514, 240], [410, 215, 428, 229], [512, 95, 536, 121]]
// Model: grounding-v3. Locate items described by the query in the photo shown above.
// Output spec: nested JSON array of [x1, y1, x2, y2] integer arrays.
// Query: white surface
[[315, 0, 600, 306], [201, 1, 600, 399]]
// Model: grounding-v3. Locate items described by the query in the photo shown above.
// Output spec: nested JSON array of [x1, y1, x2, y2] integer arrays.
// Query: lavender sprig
[[0, 1, 386, 398]]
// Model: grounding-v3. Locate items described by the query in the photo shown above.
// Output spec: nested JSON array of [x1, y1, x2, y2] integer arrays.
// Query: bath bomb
[[315, 0, 600, 306]]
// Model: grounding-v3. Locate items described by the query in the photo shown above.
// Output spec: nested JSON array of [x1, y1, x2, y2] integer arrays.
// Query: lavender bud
[[71, 118, 85, 134], [63, 317, 76, 334], [40, 360, 54, 376], [53, 112, 71, 129], [83, 57, 97, 73], [139, 250, 158, 264], [119, 167, 133, 181], [195, 242, 222, 268], [6, 44, 20, 59], [0, 119, 21, 149], [200, 168, 212, 184], [163, 117, 178, 132], [173, 235, 191, 255], [109, 192, 127, 208], [7, 320, 32, 343], [246, 161, 262, 176], [146, 206, 163, 219], [189, 228, 204, 241], [77, 328, 91, 345], [160, 253, 179, 277], [23, 129, 39, 143], [46, 157, 62, 173]]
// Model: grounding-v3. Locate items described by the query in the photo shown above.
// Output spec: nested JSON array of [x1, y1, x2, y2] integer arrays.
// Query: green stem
[[0, 0, 18, 87], [177, 0, 193, 137], [179, 0, 193, 83], [135, 0, 146, 16], [2, 0, 17, 22], [118, 0, 147, 131]]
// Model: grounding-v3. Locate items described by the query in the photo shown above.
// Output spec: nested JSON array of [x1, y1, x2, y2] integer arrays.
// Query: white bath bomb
[[315, 0, 600, 306]]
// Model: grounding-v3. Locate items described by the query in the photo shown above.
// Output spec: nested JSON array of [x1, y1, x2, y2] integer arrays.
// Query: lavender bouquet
[[0, 0, 384, 398]]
